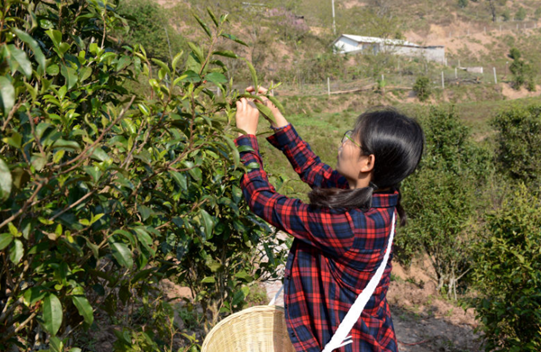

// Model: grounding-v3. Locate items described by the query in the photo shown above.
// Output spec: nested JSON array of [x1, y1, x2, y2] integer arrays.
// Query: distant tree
[[492, 104, 541, 182], [508, 48, 534, 90], [413, 76, 431, 101], [487, 0, 497, 22], [458, 0, 468, 8], [535, 7, 541, 20], [501, 8, 511, 21], [508, 47, 521, 60], [515, 7, 527, 21]]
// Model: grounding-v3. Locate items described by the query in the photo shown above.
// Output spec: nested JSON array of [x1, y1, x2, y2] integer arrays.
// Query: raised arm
[[247, 86, 347, 190], [235, 134, 355, 255]]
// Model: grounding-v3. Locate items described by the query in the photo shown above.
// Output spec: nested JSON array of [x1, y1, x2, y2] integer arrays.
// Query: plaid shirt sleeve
[[266, 124, 348, 190], [235, 132, 355, 255]]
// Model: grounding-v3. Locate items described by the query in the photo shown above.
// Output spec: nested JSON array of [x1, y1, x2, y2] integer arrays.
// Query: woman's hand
[[246, 86, 289, 129], [235, 97, 259, 136]]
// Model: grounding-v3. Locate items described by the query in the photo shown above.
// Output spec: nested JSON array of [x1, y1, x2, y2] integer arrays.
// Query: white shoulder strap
[[321, 212, 396, 352]]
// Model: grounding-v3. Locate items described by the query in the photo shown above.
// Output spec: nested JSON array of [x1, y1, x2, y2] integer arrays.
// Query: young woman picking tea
[[234, 87, 424, 352]]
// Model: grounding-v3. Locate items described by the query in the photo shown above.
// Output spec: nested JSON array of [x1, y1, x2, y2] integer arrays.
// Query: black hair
[[308, 107, 425, 226]]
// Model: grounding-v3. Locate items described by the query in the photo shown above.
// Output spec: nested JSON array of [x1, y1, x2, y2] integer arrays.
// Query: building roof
[[334, 34, 421, 47]]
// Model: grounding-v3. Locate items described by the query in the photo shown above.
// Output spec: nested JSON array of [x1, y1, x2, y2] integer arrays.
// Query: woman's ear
[[359, 154, 375, 173]]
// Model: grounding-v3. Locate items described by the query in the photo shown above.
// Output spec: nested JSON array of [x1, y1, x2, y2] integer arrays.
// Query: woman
[[234, 87, 424, 352]]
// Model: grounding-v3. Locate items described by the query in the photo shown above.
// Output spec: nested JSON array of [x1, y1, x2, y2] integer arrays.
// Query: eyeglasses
[[341, 130, 361, 148]]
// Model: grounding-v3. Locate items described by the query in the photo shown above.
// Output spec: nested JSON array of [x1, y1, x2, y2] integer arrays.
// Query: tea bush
[[471, 185, 541, 351], [0, 0, 284, 350]]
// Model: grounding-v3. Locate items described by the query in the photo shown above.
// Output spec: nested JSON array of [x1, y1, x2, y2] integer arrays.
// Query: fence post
[[458, 59, 461, 68], [441, 71, 445, 89], [493, 67, 497, 84], [327, 77, 331, 97], [216, 87, 221, 97], [484, 26, 486, 34], [455, 67, 458, 79]]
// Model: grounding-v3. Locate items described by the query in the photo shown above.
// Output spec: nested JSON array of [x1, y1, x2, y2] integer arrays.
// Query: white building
[[332, 34, 445, 64]]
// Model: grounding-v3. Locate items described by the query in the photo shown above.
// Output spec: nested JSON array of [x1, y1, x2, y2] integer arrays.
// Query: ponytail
[[308, 187, 374, 210], [309, 186, 408, 226]]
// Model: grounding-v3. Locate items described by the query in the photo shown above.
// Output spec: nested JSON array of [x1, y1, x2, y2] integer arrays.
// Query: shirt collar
[[371, 189, 399, 208]]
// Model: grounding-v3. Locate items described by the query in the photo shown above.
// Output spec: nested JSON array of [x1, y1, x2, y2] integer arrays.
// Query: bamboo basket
[[201, 305, 295, 352]]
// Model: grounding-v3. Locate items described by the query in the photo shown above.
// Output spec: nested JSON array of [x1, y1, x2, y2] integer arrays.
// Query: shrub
[[397, 106, 492, 298], [0, 1, 283, 350], [471, 185, 541, 351], [514, 6, 527, 21], [501, 8, 511, 21], [413, 76, 431, 102], [458, 0, 468, 9], [118, 0, 187, 61], [491, 104, 541, 184]]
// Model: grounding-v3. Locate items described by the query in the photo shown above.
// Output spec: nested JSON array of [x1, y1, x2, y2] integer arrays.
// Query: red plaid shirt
[[235, 124, 398, 352]]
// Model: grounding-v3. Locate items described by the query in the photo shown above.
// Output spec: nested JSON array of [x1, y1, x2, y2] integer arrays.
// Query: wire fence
[[231, 67, 514, 97]]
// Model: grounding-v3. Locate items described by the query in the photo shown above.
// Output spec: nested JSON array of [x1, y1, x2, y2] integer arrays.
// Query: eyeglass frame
[[341, 130, 362, 149]]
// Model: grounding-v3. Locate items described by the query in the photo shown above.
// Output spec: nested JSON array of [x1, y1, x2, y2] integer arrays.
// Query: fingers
[[246, 86, 268, 95]]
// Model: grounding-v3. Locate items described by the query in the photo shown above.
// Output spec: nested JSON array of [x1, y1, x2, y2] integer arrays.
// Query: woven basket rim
[[201, 305, 285, 351]]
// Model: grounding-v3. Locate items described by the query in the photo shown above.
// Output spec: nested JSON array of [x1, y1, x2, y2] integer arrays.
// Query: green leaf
[[151, 58, 171, 75], [72, 295, 94, 326], [42, 294, 62, 336], [204, 72, 228, 85], [176, 70, 201, 84], [52, 139, 81, 151], [61, 65, 78, 90], [200, 209, 215, 239], [12, 28, 46, 70], [254, 102, 276, 124], [242, 58, 258, 90], [169, 171, 187, 191], [3, 131, 22, 149], [10, 239, 24, 264], [192, 12, 212, 38], [0, 77, 15, 116], [116, 56, 132, 72], [220, 33, 249, 47], [0, 233, 14, 250], [0, 158, 12, 202], [111, 242, 133, 269], [201, 276, 215, 284], [31, 154, 47, 171], [187, 42, 205, 63], [8, 44, 32, 79], [267, 95, 286, 115], [207, 7, 219, 26], [138, 205, 153, 221], [91, 147, 112, 162], [212, 50, 238, 59], [46, 29, 62, 48], [224, 136, 240, 169], [172, 51, 184, 71]]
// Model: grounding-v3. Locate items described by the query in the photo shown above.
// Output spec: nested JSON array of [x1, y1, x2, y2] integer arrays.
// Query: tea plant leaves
[[42, 294, 62, 336], [0, 77, 15, 116], [0, 158, 12, 202], [72, 295, 94, 326]]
